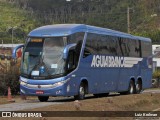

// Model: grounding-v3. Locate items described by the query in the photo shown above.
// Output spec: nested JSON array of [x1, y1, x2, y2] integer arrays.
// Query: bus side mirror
[[12, 44, 24, 59], [63, 43, 76, 60]]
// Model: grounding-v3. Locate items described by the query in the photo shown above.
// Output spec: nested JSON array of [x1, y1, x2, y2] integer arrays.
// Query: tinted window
[[84, 33, 149, 57], [119, 38, 141, 57], [85, 33, 121, 56], [69, 32, 85, 44], [120, 38, 129, 56], [129, 39, 141, 57], [99, 35, 120, 55], [141, 41, 152, 57], [85, 33, 98, 55]]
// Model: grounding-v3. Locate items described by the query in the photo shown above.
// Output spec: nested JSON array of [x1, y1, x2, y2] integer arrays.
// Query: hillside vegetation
[[0, 0, 39, 43], [0, 0, 160, 43]]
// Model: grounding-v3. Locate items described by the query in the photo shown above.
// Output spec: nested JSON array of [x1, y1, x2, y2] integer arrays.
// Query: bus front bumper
[[19, 77, 71, 96], [20, 85, 66, 96]]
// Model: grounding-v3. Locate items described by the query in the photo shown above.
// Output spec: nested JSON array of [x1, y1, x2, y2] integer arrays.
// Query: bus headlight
[[52, 78, 70, 88], [20, 81, 27, 86]]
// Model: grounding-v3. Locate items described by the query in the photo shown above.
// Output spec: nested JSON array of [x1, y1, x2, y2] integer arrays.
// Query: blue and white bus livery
[[13, 24, 152, 102]]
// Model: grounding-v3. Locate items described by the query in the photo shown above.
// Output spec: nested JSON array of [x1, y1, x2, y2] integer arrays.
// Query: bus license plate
[[36, 91, 44, 94]]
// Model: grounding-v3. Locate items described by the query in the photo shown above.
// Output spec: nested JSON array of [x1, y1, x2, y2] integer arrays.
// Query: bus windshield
[[21, 37, 66, 78]]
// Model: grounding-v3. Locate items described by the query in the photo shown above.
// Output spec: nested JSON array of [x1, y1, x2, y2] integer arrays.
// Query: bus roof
[[28, 24, 151, 42]]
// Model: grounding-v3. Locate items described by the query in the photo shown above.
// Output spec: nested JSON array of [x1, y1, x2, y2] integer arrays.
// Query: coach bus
[[13, 24, 152, 102]]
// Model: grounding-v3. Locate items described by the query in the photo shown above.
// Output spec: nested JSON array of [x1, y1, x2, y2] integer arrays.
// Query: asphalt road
[[0, 100, 62, 111], [0, 89, 159, 111]]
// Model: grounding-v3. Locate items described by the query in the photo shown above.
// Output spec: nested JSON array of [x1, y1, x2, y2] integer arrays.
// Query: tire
[[129, 80, 136, 94], [120, 80, 136, 95], [74, 83, 85, 100], [136, 81, 142, 94], [38, 96, 49, 102]]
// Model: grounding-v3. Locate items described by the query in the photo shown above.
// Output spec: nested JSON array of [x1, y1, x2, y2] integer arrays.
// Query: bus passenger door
[[67, 50, 77, 73]]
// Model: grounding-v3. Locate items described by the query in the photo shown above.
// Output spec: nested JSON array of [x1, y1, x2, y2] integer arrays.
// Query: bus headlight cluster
[[52, 78, 70, 88], [20, 81, 27, 86]]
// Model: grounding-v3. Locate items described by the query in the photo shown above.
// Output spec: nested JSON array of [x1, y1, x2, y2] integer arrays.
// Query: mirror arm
[[12, 44, 24, 59], [63, 43, 76, 59]]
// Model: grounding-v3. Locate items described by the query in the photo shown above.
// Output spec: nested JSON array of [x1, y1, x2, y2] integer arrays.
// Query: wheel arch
[[137, 77, 142, 85], [129, 77, 136, 94], [130, 76, 136, 85], [80, 78, 89, 94], [136, 77, 143, 93]]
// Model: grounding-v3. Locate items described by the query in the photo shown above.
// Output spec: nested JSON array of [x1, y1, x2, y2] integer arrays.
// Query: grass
[[152, 99, 159, 104], [134, 99, 149, 106]]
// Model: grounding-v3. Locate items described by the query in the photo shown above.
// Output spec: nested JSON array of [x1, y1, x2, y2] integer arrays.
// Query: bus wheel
[[38, 96, 49, 102], [136, 81, 142, 94], [74, 83, 85, 100], [129, 80, 136, 94]]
